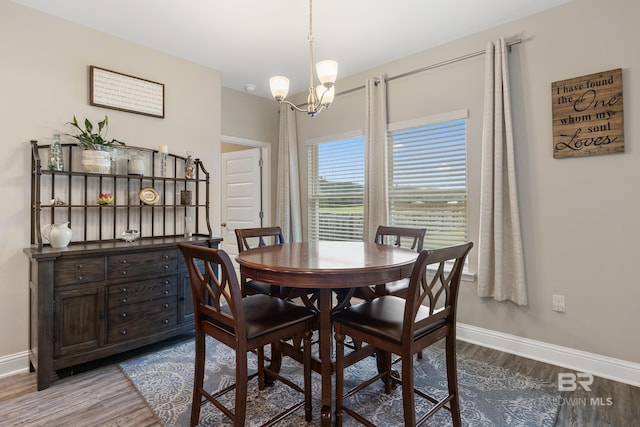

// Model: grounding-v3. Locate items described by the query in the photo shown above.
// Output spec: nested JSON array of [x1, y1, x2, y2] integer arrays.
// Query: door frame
[[220, 134, 271, 228]]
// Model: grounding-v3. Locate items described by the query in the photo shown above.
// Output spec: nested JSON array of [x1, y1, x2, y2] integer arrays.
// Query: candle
[[159, 144, 168, 154]]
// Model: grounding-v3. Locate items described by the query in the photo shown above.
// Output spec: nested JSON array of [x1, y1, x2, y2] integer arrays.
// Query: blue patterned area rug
[[119, 336, 560, 426]]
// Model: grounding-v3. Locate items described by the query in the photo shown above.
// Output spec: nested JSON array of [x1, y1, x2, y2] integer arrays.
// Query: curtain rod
[[311, 38, 522, 101]]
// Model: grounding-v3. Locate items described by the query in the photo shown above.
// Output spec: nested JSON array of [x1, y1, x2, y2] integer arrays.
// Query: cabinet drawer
[[108, 297, 177, 326], [55, 257, 105, 285], [107, 306, 177, 343], [108, 277, 176, 306], [107, 250, 178, 280]]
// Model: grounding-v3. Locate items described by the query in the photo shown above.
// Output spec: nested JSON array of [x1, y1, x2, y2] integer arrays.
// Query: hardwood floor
[[456, 342, 640, 427], [0, 338, 638, 426]]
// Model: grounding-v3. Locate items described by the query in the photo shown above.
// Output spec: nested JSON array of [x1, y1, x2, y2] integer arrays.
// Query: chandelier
[[269, 0, 338, 117]]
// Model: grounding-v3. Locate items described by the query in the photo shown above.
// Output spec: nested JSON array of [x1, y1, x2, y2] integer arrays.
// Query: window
[[387, 112, 468, 249], [307, 111, 468, 248], [307, 135, 364, 241]]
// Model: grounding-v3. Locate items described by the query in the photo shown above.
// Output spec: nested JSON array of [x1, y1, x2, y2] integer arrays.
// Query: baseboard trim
[[457, 322, 640, 387], [2, 326, 639, 387], [0, 350, 29, 379]]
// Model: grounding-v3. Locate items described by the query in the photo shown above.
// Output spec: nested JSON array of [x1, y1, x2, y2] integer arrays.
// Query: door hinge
[[259, 211, 264, 219], [258, 158, 263, 168]]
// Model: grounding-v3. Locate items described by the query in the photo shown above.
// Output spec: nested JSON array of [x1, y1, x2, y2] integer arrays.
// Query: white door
[[221, 147, 263, 266]]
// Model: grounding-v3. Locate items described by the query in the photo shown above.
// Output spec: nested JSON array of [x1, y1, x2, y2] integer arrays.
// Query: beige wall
[[221, 87, 278, 143], [221, 87, 279, 223], [294, 0, 640, 363], [2, 0, 639, 370], [0, 1, 221, 357]]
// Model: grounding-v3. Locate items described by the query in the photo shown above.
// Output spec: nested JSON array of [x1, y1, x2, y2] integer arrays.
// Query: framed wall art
[[551, 68, 623, 159], [90, 66, 165, 118]]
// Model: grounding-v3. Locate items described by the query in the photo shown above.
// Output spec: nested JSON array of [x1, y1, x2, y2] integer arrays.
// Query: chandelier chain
[[308, 0, 315, 91]]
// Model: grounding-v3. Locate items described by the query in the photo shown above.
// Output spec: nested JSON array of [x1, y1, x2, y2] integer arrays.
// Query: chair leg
[[375, 349, 393, 394], [265, 342, 283, 386], [445, 335, 462, 427], [303, 330, 313, 422], [334, 329, 345, 427], [190, 330, 205, 427], [257, 346, 265, 390], [234, 348, 248, 426], [401, 350, 416, 426]]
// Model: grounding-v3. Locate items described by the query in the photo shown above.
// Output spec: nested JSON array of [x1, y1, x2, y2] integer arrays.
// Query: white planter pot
[[81, 149, 111, 174]]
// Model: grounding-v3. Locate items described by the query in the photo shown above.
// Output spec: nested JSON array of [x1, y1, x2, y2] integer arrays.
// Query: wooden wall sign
[[90, 66, 165, 118], [551, 68, 623, 158]]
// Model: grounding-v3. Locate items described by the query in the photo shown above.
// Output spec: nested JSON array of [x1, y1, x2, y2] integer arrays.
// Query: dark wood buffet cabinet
[[24, 141, 221, 390]]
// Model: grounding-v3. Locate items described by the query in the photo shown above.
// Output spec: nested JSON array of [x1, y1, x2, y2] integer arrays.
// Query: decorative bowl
[[97, 193, 113, 205], [121, 229, 140, 243]]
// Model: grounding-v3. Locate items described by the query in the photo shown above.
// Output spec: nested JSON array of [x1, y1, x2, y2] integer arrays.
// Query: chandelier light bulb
[[316, 84, 335, 106], [316, 60, 338, 85], [269, 76, 290, 100]]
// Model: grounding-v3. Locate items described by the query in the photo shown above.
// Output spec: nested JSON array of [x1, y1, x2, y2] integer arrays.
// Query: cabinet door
[[54, 286, 104, 357], [178, 272, 195, 323]]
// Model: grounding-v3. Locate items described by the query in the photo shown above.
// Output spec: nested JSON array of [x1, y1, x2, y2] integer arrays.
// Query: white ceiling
[[12, 0, 571, 99]]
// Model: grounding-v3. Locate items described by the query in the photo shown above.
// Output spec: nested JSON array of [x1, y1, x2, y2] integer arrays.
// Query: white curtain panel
[[363, 76, 389, 242], [275, 105, 302, 242], [478, 38, 528, 305]]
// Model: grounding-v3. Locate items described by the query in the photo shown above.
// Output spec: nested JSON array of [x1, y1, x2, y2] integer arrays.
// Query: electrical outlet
[[552, 294, 566, 312]]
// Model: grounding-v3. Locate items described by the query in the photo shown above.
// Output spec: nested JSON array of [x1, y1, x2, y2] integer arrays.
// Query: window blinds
[[308, 137, 365, 241], [387, 119, 468, 249]]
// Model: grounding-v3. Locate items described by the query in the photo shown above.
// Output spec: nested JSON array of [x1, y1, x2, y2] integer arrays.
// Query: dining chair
[[178, 243, 316, 426], [336, 225, 426, 304], [374, 225, 426, 297], [332, 225, 427, 356], [235, 226, 320, 305], [234, 226, 285, 296], [333, 242, 473, 427]]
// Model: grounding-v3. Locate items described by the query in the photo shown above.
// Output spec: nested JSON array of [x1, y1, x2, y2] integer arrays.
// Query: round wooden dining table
[[236, 241, 418, 426]]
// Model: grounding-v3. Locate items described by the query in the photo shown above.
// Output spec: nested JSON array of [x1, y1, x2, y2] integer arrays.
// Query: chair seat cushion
[[332, 296, 444, 344], [237, 294, 316, 340], [384, 278, 410, 296], [244, 279, 273, 295], [244, 280, 318, 300]]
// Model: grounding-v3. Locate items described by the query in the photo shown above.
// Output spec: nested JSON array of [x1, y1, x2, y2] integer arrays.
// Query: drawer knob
[[121, 298, 128, 304], [119, 312, 128, 318], [121, 270, 128, 275], [120, 287, 128, 293], [162, 264, 169, 270], [76, 264, 85, 269], [119, 329, 127, 335], [163, 303, 170, 308], [162, 319, 169, 324], [76, 274, 85, 281], [120, 259, 128, 264], [163, 280, 169, 285], [162, 254, 169, 259], [164, 290, 170, 295]]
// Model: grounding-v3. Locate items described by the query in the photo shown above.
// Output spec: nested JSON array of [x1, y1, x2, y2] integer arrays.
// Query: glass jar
[[127, 149, 145, 175], [185, 151, 195, 179], [48, 134, 64, 171]]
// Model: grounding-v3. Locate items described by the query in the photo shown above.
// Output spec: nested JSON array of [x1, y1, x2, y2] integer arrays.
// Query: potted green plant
[[66, 115, 125, 151], [66, 115, 125, 174]]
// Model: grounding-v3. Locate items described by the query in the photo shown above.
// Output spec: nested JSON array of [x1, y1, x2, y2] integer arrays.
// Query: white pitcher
[[42, 221, 72, 248]]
